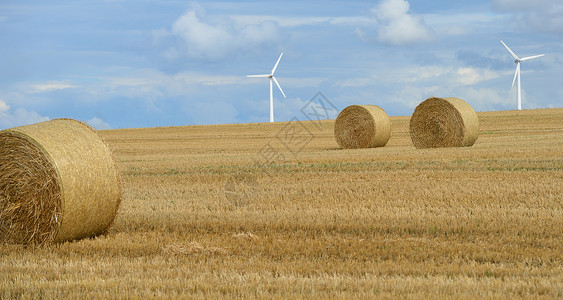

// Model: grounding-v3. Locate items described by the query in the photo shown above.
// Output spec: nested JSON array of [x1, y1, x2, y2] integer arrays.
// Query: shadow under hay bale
[[409, 97, 479, 149], [0, 119, 121, 244], [334, 105, 391, 149]]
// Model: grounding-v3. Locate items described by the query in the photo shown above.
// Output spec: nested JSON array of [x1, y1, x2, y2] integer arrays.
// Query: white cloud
[[394, 84, 513, 112], [231, 15, 374, 28], [454, 86, 513, 111], [29, 81, 79, 93], [370, 0, 433, 45], [0, 99, 9, 112], [87, 117, 112, 130], [94, 67, 321, 102], [171, 11, 232, 60], [336, 77, 374, 88], [379, 65, 452, 84], [456, 67, 504, 85], [275, 77, 325, 89], [424, 13, 507, 36], [156, 4, 285, 61], [332, 65, 452, 89], [330, 61, 514, 112], [492, 0, 563, 34], [397, 85, 442, 108], [0, 99, 50, 129]]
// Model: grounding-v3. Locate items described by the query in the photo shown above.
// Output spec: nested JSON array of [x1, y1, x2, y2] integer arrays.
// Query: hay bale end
[[0, 119, 121, 244], [409, 97, 479, 149], [334, 105, 391, 149]]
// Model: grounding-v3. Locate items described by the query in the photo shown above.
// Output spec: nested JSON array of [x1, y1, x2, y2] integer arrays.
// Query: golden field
[[1, 108, 562, 298]]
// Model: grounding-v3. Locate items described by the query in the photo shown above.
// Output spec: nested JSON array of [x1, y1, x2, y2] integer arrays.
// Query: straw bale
[[409, 97, 479, 149], [0, 119, 120, 244], [334, 105, 391, 149]]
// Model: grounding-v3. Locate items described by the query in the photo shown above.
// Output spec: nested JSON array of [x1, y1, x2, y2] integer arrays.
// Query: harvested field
[[1, 108, 562, 298]]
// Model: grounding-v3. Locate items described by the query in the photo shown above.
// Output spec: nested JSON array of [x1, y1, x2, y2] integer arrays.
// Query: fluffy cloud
[[453, 86, 513, 111], [0, 99, 50, 129], [156, 3, 285, 61], [456, 67, 504, 85], [492, 0, 563, 34], [370, 0, 433, 45], [87, 117, 112, 130], [0, 99, 9, 112]]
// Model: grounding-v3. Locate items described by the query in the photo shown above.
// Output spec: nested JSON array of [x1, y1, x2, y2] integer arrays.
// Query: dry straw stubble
[[0, 119, 121, 244], [409, 97, 479, 149], [334, 105, 391, 149]]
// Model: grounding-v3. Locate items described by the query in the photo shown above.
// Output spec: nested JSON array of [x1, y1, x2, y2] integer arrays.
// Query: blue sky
[[1, 0, 562, 129]]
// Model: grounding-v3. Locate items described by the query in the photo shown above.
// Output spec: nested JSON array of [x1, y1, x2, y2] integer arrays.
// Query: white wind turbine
[[247, 53, 286, 122], [501, 40, 544, 110]]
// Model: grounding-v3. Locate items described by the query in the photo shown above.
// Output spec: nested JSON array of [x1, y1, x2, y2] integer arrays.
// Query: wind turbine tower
[[501, 41, 544, 110], [247, 53, 286, 122]]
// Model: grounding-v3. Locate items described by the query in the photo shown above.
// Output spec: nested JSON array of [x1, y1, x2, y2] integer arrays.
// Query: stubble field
[[1, 108, 562, 298]]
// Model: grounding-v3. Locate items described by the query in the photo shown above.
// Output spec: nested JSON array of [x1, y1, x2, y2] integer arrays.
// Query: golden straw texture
[[409, 97, 479, 149], [0, 119, 121, 244], [334, 105, 391, 149]]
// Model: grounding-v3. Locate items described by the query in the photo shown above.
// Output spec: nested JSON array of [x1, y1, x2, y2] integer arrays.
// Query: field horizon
[[105, 107, 562, 130], [1, 107, 562, 298]]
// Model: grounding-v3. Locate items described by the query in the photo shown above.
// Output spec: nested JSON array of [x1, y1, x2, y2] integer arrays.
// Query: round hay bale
[[334, 105, 391, 149], [0, 119, 121, 244], [409, 97, 479, 149]]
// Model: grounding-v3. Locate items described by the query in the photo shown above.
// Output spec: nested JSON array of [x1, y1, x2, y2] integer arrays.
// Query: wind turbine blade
[[501, 40, 519, 60], [271, 52, 283, 74], [520, 54, 544, 61], [512, 63, 520, 87], [247, 74, 270, 78], [272, 76, 286, 98]]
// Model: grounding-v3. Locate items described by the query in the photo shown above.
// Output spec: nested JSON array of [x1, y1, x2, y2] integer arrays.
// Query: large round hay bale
[[0, 119, 121, 244], [334, 105, 391, 149], [409, 97, 479, 149]]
